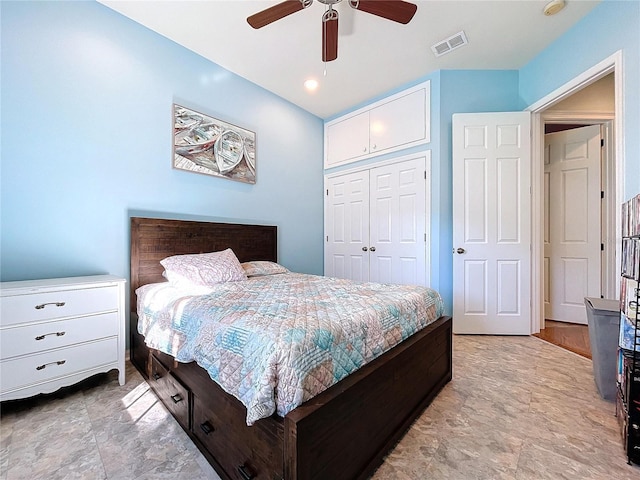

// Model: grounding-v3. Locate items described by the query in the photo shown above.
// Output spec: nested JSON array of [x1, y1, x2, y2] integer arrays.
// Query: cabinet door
[[325, 112, 369, 167], [325, 170, 370, 281], [369, 157, 427, 286], [369, 88, 427, 154]]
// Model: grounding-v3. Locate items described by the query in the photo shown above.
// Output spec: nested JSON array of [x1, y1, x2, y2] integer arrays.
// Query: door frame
[[527, 50, 624, 333]]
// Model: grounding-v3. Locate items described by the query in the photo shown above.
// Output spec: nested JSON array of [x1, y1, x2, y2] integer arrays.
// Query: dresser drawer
[[0, 337, 118, 392], [0, 312, 119, 360], [192, 393, 282, 480], [148, 355, 190, 430], [1, 285, 119, 327]]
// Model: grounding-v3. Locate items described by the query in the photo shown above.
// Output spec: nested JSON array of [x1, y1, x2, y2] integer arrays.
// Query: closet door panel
[[325, 170, 370, 280], [369, 157, 427, 286]]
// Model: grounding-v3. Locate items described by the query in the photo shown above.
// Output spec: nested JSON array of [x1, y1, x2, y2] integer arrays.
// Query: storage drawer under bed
[[192, 392, 282, 480], [148, 354, 190, 431]]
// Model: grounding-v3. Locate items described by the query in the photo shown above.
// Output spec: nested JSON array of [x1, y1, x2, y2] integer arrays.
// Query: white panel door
[[369, 157, 427, 286], [453, 112, 531, 334], [324, 170, 370, 281], [545, 125, 602, 324]]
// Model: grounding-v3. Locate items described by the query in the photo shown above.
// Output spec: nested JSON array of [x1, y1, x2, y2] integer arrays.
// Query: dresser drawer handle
[[36, 360, 66, 371], [170, 393, 183, 404], [152, 372, 162, 381], [199, 421, 214, 435], [237, 464, 255, 480], [35, 331, 66, 341], [35, 302, 66, 310]]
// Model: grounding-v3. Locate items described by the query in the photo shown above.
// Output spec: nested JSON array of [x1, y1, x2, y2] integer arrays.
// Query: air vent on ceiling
[[431, 31, 468, 57]]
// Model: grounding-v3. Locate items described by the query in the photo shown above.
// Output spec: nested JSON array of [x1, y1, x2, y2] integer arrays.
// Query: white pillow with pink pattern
[[160, 248, 247, 286]]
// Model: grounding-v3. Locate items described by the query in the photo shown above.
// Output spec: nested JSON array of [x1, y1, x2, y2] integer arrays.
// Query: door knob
[[456, 248, 465, 254], [370, 246, 376, 252], [362, 246, 368, 252]]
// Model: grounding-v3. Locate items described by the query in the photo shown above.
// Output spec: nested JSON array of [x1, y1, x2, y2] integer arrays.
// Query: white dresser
[[0, 275, 126, 401]]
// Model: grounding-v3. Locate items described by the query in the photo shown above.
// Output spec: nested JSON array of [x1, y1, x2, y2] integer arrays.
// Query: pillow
[[160, 248, 247, 286], [241, 261, 289, 277]]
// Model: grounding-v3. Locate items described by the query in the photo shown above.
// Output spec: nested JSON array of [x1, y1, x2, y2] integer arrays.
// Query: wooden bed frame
[[130, 217, 452, 480]]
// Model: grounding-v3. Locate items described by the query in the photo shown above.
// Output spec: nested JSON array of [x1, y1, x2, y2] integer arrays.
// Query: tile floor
[[2, 335, 639, 479]]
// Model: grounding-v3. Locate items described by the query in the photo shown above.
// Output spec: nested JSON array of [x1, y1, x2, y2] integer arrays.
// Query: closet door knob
[[362, 247, 368, 252], [370, 246, 376, 252]]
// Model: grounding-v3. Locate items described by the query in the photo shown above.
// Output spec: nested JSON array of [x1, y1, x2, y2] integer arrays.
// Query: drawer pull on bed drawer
[[152, 372, 162, 380], [170, 393, 183, 404], [237, 464, 255, 480], [34, 302, 66, 310], [199, 421, 214, 435], [36, 360, 66, 371], [35, 331, 66, 341]]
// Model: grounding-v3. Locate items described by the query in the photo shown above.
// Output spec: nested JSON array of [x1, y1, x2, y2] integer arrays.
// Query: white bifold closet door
[[325, 155, 428, 287]]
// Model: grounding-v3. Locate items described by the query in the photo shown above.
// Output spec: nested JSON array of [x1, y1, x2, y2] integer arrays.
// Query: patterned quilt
[[137, 273, 444, 425]]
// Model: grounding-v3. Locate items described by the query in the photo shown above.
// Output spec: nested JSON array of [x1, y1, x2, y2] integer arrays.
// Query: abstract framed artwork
[[172, 104, 256, 184]]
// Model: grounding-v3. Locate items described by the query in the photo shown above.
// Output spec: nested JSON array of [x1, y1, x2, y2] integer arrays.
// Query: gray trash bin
[[584, 297, 620, 401]]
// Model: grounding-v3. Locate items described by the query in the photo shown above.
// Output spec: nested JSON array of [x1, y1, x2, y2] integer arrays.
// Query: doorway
[[529, 51, 623, 335]]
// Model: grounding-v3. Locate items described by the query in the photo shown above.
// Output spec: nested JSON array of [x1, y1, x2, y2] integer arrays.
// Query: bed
[[130, 217, 452, 480]]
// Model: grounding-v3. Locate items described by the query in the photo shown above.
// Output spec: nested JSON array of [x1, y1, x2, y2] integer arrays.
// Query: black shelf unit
[[617, 193, 640, 465]]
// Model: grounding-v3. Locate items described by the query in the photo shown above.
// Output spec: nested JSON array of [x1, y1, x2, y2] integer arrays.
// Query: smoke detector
[[543, 0, 566, 16], [431, 31, 468, 57]]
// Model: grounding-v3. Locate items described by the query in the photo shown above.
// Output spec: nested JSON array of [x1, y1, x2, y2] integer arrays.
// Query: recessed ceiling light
[[304, 79, 319, 92], [543, 0, 566, 16]]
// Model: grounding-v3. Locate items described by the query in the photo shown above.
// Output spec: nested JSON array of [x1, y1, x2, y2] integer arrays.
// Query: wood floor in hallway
[[533, 319, 592, 359]]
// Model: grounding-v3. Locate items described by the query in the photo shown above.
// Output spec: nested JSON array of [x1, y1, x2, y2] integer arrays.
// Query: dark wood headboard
[[130, 217, 277, 308]]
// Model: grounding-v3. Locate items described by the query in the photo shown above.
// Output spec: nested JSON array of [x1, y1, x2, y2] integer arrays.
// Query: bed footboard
[[284, 315, 452, 480]]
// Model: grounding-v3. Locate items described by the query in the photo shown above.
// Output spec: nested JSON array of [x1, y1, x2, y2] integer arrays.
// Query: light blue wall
[[1, 1, 324, 288], [520, 0, 640, 200]]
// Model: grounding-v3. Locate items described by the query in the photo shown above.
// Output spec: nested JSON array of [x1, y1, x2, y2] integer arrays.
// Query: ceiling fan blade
[[322, 10, 339, 62], [352, 0, 417, 24], [247, 1, 305, 29]]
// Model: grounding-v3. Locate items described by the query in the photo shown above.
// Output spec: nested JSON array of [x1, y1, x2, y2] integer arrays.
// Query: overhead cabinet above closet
[[324, 81, 430, 169]]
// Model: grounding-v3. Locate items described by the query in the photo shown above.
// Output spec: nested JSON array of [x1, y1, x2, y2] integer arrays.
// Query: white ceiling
[[98, 0, 600, 119]]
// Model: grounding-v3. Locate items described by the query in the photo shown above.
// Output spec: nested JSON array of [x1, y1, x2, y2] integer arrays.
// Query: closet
[[324, 154, 430, 286], [323, 80, 431, 287]]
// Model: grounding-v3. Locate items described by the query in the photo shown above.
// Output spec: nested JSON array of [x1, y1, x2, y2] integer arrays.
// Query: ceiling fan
[[247, 0, 418, 62]]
